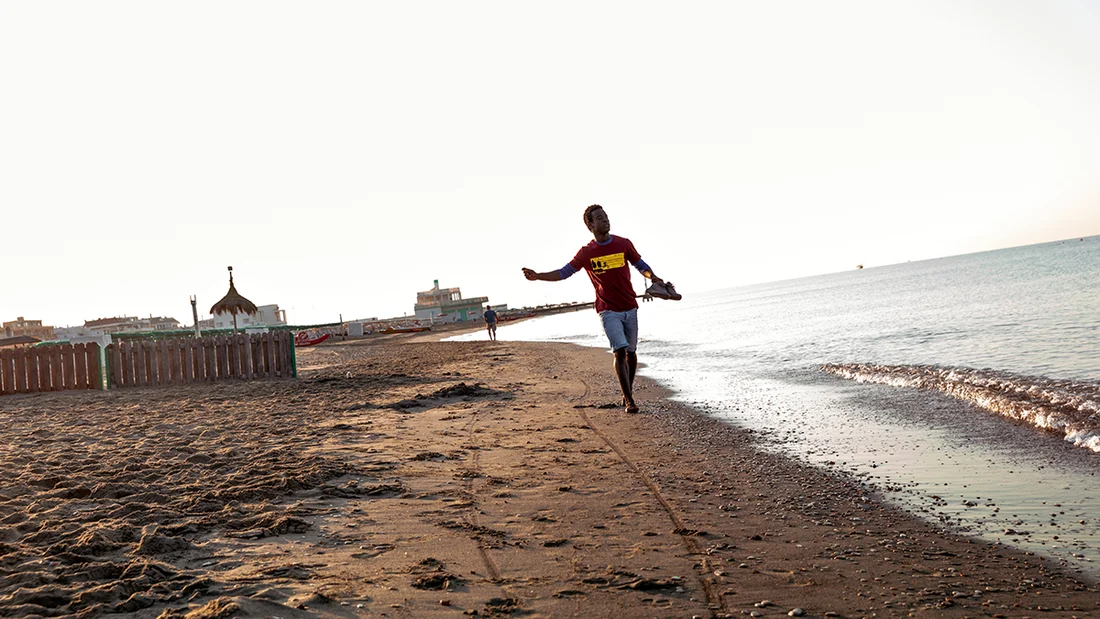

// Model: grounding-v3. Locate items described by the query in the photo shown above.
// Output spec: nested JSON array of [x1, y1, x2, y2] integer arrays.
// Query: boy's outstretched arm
[[632, 260, 663, 284], [521, 267, 563, 282], [639, 268, 663, 284]]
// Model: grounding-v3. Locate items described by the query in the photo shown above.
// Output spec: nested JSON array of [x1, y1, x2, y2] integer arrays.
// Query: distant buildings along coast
[[5, 302, 289, 346], [413, 280, 490, 323], [3, 317, 54, 342]]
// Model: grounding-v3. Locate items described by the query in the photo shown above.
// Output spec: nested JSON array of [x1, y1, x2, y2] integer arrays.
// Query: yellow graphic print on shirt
[[590, 252, 626, 274]]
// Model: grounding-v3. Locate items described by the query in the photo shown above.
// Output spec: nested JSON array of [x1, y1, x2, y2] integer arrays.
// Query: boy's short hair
[[583, 204, 604, 226]]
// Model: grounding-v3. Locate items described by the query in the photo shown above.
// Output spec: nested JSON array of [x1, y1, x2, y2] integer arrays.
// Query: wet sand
[[2, 335, 1099, 618]]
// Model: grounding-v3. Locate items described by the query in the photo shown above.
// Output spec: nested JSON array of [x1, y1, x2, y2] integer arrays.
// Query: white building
[[209, 303, 288, 330], [413, 280, 489, 322], [68, 316, 181, 336]]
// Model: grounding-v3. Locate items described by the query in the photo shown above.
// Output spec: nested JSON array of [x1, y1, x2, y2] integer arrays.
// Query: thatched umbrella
[[209, 266, 258, 334]]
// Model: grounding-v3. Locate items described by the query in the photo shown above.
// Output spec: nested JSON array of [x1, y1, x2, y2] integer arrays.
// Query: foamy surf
[[822, 363, 1100, 452]]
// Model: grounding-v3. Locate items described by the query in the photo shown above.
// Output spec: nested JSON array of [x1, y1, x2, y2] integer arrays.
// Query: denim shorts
[[600, 308, 638, 352]]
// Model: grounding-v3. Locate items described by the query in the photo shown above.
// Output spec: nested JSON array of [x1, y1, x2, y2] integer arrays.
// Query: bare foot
[[625, 401, 639, 414]]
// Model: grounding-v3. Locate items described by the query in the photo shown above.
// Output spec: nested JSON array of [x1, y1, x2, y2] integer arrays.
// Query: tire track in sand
[[459, 400, 502, 582], [576, 378, 726, 617]]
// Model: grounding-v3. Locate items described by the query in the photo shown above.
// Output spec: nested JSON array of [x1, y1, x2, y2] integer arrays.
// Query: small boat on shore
[[378, 325, 432, 335], [295, 332, 332, 347], [499, 312, 536, 322]]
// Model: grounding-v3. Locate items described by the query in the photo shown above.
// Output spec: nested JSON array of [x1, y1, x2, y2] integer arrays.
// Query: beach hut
[[209, 266, 258, 335]]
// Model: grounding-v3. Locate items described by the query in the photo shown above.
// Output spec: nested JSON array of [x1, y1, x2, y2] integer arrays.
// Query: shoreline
[[1, 339, 1098, 617], [443, 314, 1100, 578]]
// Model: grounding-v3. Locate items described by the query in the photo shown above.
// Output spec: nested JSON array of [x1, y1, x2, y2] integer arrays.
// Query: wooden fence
[[0, 343, 103, 395], [107, 332, 295, 389]]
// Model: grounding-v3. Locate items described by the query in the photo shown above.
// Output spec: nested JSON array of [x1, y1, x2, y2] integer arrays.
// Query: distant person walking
[[483, 307, 498, 341], [522, 204, 677, 414]]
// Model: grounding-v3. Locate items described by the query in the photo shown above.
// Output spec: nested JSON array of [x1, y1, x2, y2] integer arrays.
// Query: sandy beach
[[2, 332, 1099, 618]]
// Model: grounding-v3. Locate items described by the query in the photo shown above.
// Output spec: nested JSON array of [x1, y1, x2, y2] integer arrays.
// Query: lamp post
[[190, 296, 201, 337]]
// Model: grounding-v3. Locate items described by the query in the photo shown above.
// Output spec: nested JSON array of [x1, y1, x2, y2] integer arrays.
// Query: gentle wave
[[821, 363, 1100, 452]]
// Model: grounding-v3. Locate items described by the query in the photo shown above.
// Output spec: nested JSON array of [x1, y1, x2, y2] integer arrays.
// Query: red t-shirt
[[569, 235, 642, 313]]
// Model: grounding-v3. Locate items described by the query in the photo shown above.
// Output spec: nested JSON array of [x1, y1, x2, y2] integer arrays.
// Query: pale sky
[[3, 1, 1099, 328]]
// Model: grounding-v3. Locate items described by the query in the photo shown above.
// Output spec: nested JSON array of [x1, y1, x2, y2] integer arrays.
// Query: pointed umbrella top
[[210, 266, 258, 317]]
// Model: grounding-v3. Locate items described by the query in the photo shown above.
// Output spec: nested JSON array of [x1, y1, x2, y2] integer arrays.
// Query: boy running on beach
[[522, 204, 670, 414], [483, 306, 498, 341]]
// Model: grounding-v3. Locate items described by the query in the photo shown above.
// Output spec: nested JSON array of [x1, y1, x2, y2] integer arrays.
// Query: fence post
[[13, 348, 25, 393], [47, 346, 59, 391], [89, 343, 103, 390], [290, 332, 297, 378], [124, 341, 135, 387], [168, 339, 180, 384], [264, 334, 275, 378], [230, 334, 239, 378], [239, 334, 248, 378], [157, 340, 169, 386], [73, 343, 88, 390], [183, 339, 194, 383], [259, 333, 270, 378], [36, 348, 50, 391], [250, 335, 261, 377], [32, 349, 46, 392], [144, 341, 155, 386], [26, 349, 40, 393], [0, 349, 12, 395], [124, 341, 133, 387], [108, 343, 116, 389], [203, 337, 215, 381], [191, 338, 202, 382], [217, 336, 231, 380], [273, 333, 281, 377], [50, 346, 63, 391], [63, 344, 76, 389], [134, 340, 146, 387]]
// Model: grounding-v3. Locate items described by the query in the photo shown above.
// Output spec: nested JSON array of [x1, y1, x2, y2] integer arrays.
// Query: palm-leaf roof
[[209, 268, 258, 316]]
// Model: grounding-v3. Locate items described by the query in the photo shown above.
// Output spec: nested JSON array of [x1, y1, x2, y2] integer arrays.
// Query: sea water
[[451, 235, 1100, 575]]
